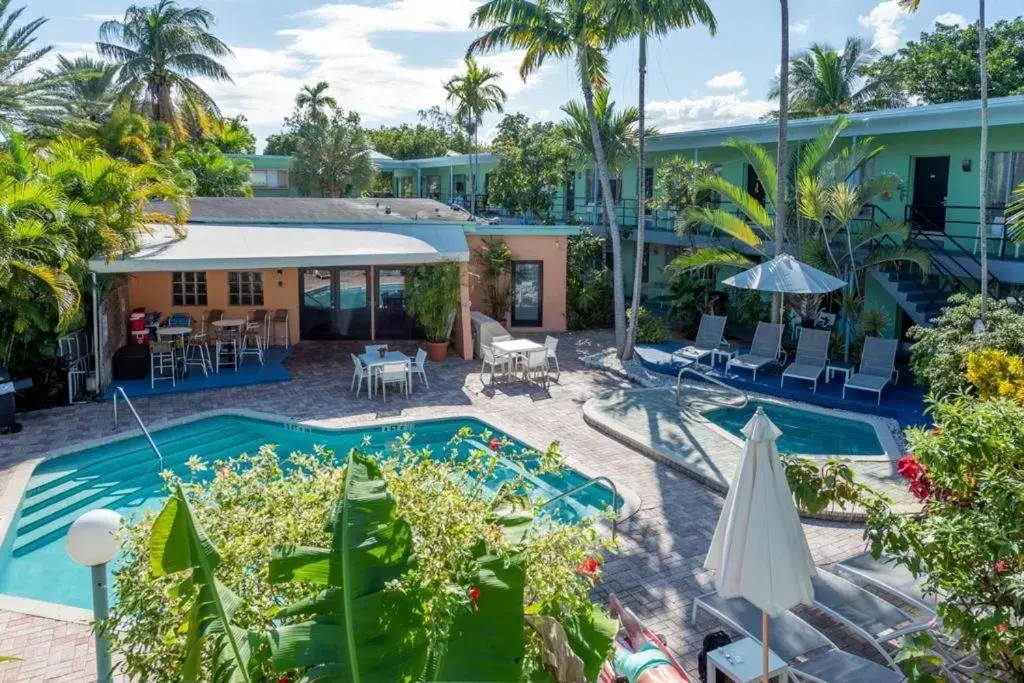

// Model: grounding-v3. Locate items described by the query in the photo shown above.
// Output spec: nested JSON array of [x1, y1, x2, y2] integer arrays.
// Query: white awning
[[88, 222, 470, 273]]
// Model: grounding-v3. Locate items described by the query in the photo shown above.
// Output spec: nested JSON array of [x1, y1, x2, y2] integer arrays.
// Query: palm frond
[[665, 248, 754, 275], [697, 175, 772, 231], [683, 206, 765, 248], [724, 137, 777, 211]]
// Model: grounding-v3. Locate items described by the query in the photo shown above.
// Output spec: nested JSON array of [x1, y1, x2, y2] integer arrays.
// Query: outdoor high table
[[156, 326, 193, 376], [358, 350, 411, 398]]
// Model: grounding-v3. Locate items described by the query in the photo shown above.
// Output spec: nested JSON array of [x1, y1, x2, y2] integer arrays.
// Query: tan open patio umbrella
[[704, 407, 816, 682]]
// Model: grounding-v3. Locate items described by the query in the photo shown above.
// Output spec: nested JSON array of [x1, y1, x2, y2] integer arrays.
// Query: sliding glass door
[[299, 267, 371, 339], [511, 261, 543, 327]]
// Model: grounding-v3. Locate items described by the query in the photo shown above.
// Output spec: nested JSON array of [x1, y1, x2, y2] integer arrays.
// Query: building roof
[[647, 95, 1024, 152], [89, 222, 470, 273], [148, 197, 472, 224]]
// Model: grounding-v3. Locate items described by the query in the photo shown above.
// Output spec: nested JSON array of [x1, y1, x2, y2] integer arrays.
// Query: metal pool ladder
[[675, 364, 749, 410], [538, 475, 621, 541], [112, 386, 164, 471]]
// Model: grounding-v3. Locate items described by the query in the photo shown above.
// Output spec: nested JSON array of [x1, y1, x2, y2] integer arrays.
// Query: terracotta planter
[[425, 340, 448, 362]]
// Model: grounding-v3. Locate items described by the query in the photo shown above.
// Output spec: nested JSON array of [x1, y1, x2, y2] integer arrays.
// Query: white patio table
[[492, 338, 545, 380], [358, 350, 411, 398]]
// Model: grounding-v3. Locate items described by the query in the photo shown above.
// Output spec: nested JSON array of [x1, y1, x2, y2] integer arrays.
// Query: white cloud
[[705, 70, 745, 89], [646, 92, 773, 133], [934, 12, 967, 27], [858, 0, 909, 53], [194, 0, 547, 141], [792, 20, 810, 35]]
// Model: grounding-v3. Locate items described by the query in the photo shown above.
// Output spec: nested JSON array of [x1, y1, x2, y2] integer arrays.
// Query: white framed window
[[171, 272, 207, 306], [228, 271, 264, 306], [989, 151, 1024, 209], [250, 170, 289, 189]]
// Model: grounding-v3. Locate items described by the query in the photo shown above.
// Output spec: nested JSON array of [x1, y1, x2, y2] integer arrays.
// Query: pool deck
[[0, 332, 916, 682]]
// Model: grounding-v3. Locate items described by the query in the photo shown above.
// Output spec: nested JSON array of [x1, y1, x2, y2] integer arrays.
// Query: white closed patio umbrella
[[722, 253, 846, 295], [704, 406, 816, 682]]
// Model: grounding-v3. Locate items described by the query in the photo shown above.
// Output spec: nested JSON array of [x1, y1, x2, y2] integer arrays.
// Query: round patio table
[[211, 319, 246, 329], [156, 325, 192, 338]]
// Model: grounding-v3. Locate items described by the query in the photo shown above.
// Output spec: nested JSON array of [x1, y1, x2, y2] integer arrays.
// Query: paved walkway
[[0, 332, 885, 681]]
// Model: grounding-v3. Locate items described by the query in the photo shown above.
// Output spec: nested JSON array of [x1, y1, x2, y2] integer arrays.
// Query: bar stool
[[269, 309, 290, 348], [240, 322, 265, 366], [215, 326, 239, 372], [150, 341, 176, 388], [185, 317, 211, 376]]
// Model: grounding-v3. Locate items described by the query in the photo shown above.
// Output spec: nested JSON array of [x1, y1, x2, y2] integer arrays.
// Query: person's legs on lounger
[[609, 595, 687, 683]]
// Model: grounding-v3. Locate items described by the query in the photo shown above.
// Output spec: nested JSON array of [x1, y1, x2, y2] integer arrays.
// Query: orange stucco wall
[[126, 268, 301, 342], [466, 234, 569, 333]]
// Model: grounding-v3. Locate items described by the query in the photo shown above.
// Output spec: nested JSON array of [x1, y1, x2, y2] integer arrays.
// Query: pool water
[[704, 401, 886, 457], [0, 415, 618, 609]]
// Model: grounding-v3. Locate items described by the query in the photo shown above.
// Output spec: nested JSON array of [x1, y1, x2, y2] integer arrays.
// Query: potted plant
[[405, 262, 462, 361]]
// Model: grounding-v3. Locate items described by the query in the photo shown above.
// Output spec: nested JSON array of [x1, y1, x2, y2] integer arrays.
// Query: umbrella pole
[[762, 610, 769, 682]]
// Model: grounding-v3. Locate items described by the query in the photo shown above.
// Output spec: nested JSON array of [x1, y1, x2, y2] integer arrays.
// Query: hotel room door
[[299, 267, 371, 339]]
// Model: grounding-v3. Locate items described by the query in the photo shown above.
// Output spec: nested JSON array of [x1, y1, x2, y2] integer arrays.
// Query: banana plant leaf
[[266, 452, 428, 682], [554, 605, 618, 682], [149, 482, 261, 683]]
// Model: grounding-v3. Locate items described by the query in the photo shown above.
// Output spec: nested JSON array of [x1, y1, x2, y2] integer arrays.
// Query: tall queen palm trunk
[[579, 47, 626, 354], [624, 26, 648, 360], [773, 0, 790, 325], [978, 0, 990, 319]]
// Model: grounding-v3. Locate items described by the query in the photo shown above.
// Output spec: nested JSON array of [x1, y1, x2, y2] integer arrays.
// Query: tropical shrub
[[105, 432, 617, 681], [727, 289, 771, 336], [626, 306, 670, 344], [865, 394, 1024, 680], [474, 238, 513, 321], [405, 262, 462, 343], [780, 455, 874, 515], [965, 348, 1024, 402], [487, 114, 571, 221], [174, 141, 253, 197], [665, 273, 711, 337], [908, 294, 1024, 397], [567, 228, 613, 330]]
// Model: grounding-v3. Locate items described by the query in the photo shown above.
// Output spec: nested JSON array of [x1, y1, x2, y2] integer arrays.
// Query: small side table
[[707, 637, 788, 683], [826, 361, 854, 385], [711, 345, 740, 367]]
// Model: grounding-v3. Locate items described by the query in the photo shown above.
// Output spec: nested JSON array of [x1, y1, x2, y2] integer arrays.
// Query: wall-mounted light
[[277, 268, 284, 287], [962, 158, 972, 172]]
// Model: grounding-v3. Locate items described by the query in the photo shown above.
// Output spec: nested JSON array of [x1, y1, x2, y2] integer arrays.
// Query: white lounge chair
[[781, 328, 830, 392], [726, 322, 784, 381], [692, 592, 906, 682], [843, 337, 899, 404], [672, 314, 726, 367]]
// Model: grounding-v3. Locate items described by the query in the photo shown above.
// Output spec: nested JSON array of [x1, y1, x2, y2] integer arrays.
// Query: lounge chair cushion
[[791, 649, 905, 682], [837, 554, 933, 615], [812, 572, 918, 640], [783, 363, 825, 381], [695, 593, 830, 662], [673, 346, 713, 361]]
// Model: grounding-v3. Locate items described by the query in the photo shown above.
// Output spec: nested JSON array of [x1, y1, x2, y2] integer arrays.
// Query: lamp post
[[66, 509, 122, 683]]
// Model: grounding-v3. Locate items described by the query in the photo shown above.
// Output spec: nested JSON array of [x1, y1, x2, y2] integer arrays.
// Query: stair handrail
[[112, 386, 164, 470], [676, 363, 749, 409], [537, 475, 621, 541]]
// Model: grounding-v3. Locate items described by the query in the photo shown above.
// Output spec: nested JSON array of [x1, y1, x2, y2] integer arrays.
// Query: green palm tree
[[769, 37, 905, 117], [443, 56, 507, 216], [560, 90, 643, 178], [38, 56, 120, 132], [0, 0, 68, 128], [97, 0, 233, 137], [469, 0, 632, 355], [774, 0, 790, 324], [1009, 183, 1024, 238], [607, 0, 716, 358], [295, 81, 337, 122]]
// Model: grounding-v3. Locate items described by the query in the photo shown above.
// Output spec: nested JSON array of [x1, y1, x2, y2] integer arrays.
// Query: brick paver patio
[[0, 332, 880, 681]]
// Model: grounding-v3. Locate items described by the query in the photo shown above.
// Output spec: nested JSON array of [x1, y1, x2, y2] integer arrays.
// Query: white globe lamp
[[66, 509, 122, 683]]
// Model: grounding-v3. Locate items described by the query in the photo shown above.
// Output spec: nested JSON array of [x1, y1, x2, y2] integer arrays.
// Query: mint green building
[[236, 96, 1024, 340]]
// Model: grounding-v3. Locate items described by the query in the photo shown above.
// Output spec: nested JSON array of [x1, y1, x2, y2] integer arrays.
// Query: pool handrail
[[676, 364, 749, 409], [537, 475, 620, 541], [112, 386, 164, 471]]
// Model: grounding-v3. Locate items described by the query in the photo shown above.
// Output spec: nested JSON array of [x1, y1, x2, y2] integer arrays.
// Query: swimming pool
[[0, 414, 619, 610], [704, 401, 887, 457]]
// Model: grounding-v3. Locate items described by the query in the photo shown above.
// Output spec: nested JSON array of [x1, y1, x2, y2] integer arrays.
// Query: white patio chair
[[411, 348, 429, 389], [150, 341, 176, 388], [350, 353, 369, 396], [543, 336, 560, 381], [481, 345, 510, 385], [522, 348, 550, 389], [781, 327, 830, 392], [377, 360, 409, 402], [726, 322, 784, 381]]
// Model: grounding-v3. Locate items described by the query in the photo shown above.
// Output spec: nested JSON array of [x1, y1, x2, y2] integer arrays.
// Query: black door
[[299, 267, 371, 340], [911, 156, 950, 232], [564, 174, 575, 215], [746, 165, 766, 205], [374, 268, 423, 339]]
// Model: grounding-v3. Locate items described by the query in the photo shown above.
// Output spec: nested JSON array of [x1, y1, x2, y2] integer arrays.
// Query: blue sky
[[31, 0, 1022, 150]]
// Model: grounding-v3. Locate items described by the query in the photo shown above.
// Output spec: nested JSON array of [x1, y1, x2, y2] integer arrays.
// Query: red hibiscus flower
[[997, 622, 1008, 633], [469, 585, 480, 612], [897, 455, 925, 481], [909, 477, 932, 502], [931, 426, 941, 436], [995, 560, 1008, 574], [278, 678, 291, 683], [578, 556, 600, 578], [489, 437, 500, 451], [218, 466, 231, 478]]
